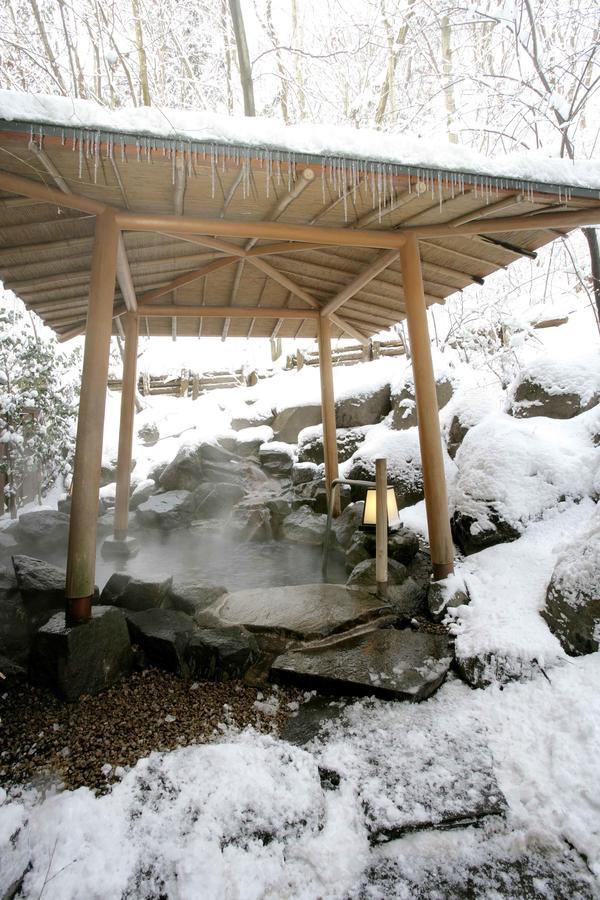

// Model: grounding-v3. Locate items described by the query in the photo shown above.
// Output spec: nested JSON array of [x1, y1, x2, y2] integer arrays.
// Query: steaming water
[[95, 523, 347, 591]]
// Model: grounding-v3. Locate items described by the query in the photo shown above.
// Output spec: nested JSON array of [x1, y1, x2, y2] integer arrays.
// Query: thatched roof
[[1, 91, 599, 342]]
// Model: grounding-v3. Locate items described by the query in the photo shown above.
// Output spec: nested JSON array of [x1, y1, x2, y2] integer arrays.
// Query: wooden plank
[[138, 304, 319, 319], [320, 249, 399, 316]]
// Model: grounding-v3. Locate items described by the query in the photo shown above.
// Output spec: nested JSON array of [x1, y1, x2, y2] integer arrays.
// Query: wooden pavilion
[[1, 94, 599, 624]]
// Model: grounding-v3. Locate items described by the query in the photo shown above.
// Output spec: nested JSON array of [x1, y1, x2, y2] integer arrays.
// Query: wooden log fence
[[286, 337, 406, 371], [107, 366, 275, 397]]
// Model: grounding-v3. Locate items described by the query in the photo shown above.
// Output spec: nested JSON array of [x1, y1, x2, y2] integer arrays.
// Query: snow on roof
[[1, 89, 599, 195]]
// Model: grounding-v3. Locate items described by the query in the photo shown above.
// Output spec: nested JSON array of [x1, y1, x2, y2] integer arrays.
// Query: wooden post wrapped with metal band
[[375, 458, 388, 597], [65, 211, 119, 624], [113, 313, 139, 540], [400, 234, 454, 580], [317, 315, 341, 517]]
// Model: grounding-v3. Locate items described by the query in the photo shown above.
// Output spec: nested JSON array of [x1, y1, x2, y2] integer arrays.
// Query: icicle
[[266, 148, 271, 199], [78, 131, 83, 179], [371, 164, 376, 210], [210, 145, 216, 199], [320, 169, 326, 204], [94, 132, 99, 183], [136, 139, 141, 163], [172, 149, 176, 185], [343, 177, 348, 222], [287, 153, 292, 192], [121, 138, 125, 162]]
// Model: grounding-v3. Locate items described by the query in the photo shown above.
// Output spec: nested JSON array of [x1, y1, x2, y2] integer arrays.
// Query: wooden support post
[[113, 313, 139, 540], [317, 316, 340, 518], [65, 211, 119, 624], [400, 234, 454, 580], [375, 458, 388, 597]]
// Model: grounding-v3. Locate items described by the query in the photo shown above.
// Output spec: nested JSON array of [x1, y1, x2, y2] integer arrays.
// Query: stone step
[[271, 627, 453, 701]]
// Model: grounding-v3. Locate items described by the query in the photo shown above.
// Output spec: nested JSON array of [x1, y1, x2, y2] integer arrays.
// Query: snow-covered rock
[[344, 424, 431, 507], [391, 373, 453, 430], [271, 402, 322, 443], [542, 511, 600, 656], [259, 441, 296, 475], [508, 351, 600, 419], [335, 384, 391, 428], [297, 424, 367, 465], [451, 410, 599, 554]]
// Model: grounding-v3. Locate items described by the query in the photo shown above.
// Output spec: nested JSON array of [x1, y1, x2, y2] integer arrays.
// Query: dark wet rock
[[11, 555, 75, 626], [280, 696, 347, 746], [509, 376, 599, 419], [227, 501, 273, 542], [388, 578, 428, 621], [148, 460, 168, 484], [265, 496, 293, 538], [297, 426, 366, 465], [347, 558, 408, 593], [166, 582, 227, 618], [100, 573, 172, 612], [0, 531, 19, 552], [272, 403, 322, 443], [136, 490, 197, 529], [451, 511, 520, 555], [456, 651, 539, 689], [100, 458, 136, 487], [345, 457, 424, 507], [293, 479, 351, 514], [0, 568, 30, 665], [336, 385, 391, 428], [129, 478, 155, 510], [15, 510, 70, 550], [197, 583, 392, 640], [185, 627, 259, 681], [542, 555, 600, 656], [359, 849, 596, 899], [30, 606, 133, 701], [291, 462, 320, 485], [428, 579, 470, 623], [57, 496, 106, 517], [446, 414, 469, 459], [271, 628, 453, 700], [124, 608, 196, 675], [193, 482, 246, 519], [281, 507, 327, 544], [227, 426, 274, 458], [259, 442, 295, 475], [331, 502, 365, 552], [347, 528, 420, 569], [159, 444, 205, 491], [100, 535, 139, 559], [391, 376, 453, 430], [137, 422, 160, 446]]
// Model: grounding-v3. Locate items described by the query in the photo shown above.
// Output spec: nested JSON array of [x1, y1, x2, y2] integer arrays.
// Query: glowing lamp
[[361, 488, 400, 531]]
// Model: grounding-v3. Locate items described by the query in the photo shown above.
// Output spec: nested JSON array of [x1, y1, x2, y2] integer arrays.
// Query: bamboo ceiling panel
[[0, 115, 599, 341]]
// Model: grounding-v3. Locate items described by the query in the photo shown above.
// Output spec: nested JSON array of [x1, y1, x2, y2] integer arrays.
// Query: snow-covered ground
[[1, 283, 599, 897]]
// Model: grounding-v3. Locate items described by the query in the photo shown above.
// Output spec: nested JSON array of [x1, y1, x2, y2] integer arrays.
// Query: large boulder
[[11, 555, 70, 624], [345, 527, 420, 570], [166, 582, 227, 618], [193, 482, 246, 519], [129, 478, 155, 510], [230, 404, 275, 431], [124, 608, 196, 675], [259, 442, 296, 476], [15, 510, 70, 550], [29, 606, 133, 701], [297, 425, 367, 465], [335, 384, 391, 428], [291, 462, 320, 485], [224, 425, 274, 458], [281, 507, 327, 545], [272, 403, 322, 443], [136, 490, 197, 529], [101, 573, 173, 612], [346, 456, 423, 508], [391, 375, 453, 430], [227, 501, 273, 542], [541, 517, 600, 655], [292, 479, 351, 515], [158, 444, 205, 491], [185, 627, 259, 681], [331, 502, 365, 552], [450, 413, 597, 555], [446, 414, 469, 460], [509, 355, 600, 419]]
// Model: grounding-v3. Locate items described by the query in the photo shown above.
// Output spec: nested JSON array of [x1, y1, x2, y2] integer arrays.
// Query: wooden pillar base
[[432, 562, 454, 581], [65, 596, 92, 627]]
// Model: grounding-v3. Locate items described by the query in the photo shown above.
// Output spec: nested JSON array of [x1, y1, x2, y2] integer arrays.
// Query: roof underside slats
[[0, 121, 599, 341]]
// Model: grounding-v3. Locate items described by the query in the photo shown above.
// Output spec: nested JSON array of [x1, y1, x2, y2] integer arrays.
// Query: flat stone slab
[[197, 584, 393, 640], [271, 628, 453, 700]]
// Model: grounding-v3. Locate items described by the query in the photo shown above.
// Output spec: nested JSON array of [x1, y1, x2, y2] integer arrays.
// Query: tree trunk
[[228, 0, 256, 116], [583, 227, 600, 324], [131, 0, 151, 106]]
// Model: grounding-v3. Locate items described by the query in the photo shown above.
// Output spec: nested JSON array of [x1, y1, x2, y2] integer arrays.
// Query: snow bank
[[451, 409, 599, 535], [2, 90, 600, 191], [550, 505, 600, 608]]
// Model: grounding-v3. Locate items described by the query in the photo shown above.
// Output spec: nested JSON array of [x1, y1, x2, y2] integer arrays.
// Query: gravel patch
[[0, 669, 305, 795]]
